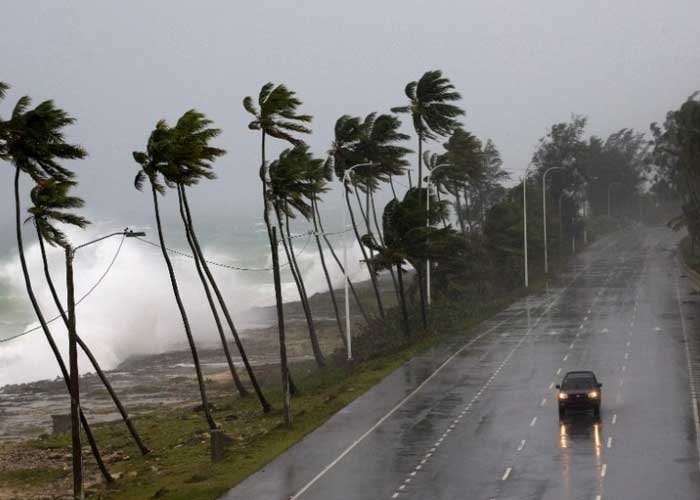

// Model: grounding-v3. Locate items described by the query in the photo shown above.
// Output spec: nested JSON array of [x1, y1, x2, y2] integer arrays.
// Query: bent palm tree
[[133, 120, 217, 430], [28, 179, 150, 455], [3, 96, 112, 492], [244, 83, 312, 420], [166, 109, 272, 412], [392, 70, 464, 190]]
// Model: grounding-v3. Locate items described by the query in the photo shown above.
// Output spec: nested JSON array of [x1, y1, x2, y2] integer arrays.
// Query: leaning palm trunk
[[310, 199, 345, 346], [346, 187, 385, 319], [274, 205, 326, 367], [415, 265, 429, 330], [176, 187, 249, 399], [149, 183, 216, 430], [396, 263, 410, 337], [35, 227, 150, 456], [314, 202, 370, 324], [13, 167, 112, 483], [271, 226, 291, 427], [454, 192, 467, 236], [181, 187, 272, 411]]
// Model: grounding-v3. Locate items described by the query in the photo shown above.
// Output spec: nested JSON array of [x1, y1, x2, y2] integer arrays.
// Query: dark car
[[556, 371, 602, 419]]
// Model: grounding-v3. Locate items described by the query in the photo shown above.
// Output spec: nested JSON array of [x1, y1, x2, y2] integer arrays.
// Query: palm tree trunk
[[346, 187, 385, 320], [181, 187, 272, 411], [314, 202, 370, 324], [415, 266, 428, 330], [176, 187, 249, 399], [417, 133, 423, 190], [436, 191, 448, 228], [271, 226, 291, 427], [454, 192, 467, 235], [35, 226, 150, 456], [261, 132, 297, 402], [274, 205, 325, 367], [64, 247, 82, 499], [396, 263, 410, 337], [311, 198, 345, 347], [149, 183, 216, 430], [13, 167, 112, 484], [370, 190, 401, 307], [388, 174, 398, 200]]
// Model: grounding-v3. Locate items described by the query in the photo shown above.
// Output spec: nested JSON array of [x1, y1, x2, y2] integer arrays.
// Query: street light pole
[[342, 163, 373, 361], [66, 227, 144, 498], [425, 164, 449, 306], [542, 167, 563, 275], [523, 164, 534, 287]]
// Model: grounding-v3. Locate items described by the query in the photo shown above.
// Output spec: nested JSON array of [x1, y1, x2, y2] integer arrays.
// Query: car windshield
[[562, 374, 596, 390]]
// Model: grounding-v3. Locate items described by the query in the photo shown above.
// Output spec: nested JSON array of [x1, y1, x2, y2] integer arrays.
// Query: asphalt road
[[223, 226, 700, 500]]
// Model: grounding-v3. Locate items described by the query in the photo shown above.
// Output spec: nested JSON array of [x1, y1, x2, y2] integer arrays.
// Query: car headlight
[[588, 391, 598, 398], [558, 392, 568, 400]]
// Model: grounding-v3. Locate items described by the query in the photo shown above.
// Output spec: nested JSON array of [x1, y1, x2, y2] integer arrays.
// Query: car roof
[[563, 371, 597, 379]]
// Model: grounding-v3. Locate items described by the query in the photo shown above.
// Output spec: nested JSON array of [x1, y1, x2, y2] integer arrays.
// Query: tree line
[[2, 74, 672, 498]]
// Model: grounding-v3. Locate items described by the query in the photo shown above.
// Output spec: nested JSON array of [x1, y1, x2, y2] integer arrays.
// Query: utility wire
[[0, 235, 127, 344]]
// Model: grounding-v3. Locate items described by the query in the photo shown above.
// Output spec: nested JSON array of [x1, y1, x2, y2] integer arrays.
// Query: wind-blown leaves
[[243, 83, 312, 147], [27, 178, 90, 248]]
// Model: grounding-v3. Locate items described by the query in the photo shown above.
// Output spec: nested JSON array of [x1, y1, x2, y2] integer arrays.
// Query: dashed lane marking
[[540, 398, 547, 406], [601, 464, 607, 477], [502, 467, 512, 480], [517, 439, 526, 451], [530, 417, 537, 427], [607, 437, 612, 448], [612, 414, 617, 425]]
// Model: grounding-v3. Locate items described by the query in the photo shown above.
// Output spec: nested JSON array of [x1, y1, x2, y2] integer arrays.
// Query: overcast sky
[[2, 0, 700, 244]]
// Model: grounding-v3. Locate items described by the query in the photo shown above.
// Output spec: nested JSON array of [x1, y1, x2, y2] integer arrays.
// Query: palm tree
[[442, 128, 484, 235], [133, 120, 217, 431], [2, 95, 113, 494], [243, 83, 312, 419], [165, 109, 272, 412], [327, 115, 386, 319], [391, 70, 464, 190], [27, 179, 150, 456], [269, 145, 331, 361]]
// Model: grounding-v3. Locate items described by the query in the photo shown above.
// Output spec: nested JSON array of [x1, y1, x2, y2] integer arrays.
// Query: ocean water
[[0, 218, 368, 387]]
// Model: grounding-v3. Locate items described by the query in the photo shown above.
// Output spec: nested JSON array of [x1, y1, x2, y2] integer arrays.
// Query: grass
[[680, 236, 700, 276], [0, 282, 544, 500]]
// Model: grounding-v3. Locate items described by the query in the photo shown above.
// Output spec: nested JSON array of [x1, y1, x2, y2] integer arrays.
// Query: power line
[[0, 235, 127, 344]]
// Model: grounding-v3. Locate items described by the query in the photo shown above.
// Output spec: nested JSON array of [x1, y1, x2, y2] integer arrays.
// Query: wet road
[[222, 227, 700, 500]]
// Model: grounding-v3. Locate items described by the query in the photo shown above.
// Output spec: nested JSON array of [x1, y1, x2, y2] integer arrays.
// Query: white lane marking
[[392, 493, 399, 499], [630, 321, 634, 327], [601, 463, 607, 477], [556, 368, 562, 375], [579, 324, 584, 330], [587, 309, 592, 314], [530, 417, 537, 427], [595, 495, 602, 500], [549, 382, 555, 389], [624, 352, 629, 360], [287, 313, 519, 499], [584, 316, 589, 321], [517, 439, 526, 451], [619, 379, 624, 387], [502, 467, 512, 480], [626, 341, 631, 347], [569, 343, 574, 349], [654, 326, 661, 332], [601, 328, 609, 334], [612, 414, 617, 424], [622, 365, 627, 372], [675, 276, 700, 472], [540, 398, 547, 406], [607, 437, 612, 448], [563, 354, 569, 361], [399, 484, 406, 490]]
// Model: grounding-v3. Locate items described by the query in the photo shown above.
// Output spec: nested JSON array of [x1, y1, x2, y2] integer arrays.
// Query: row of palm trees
[[0, 70, 509, 497]]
